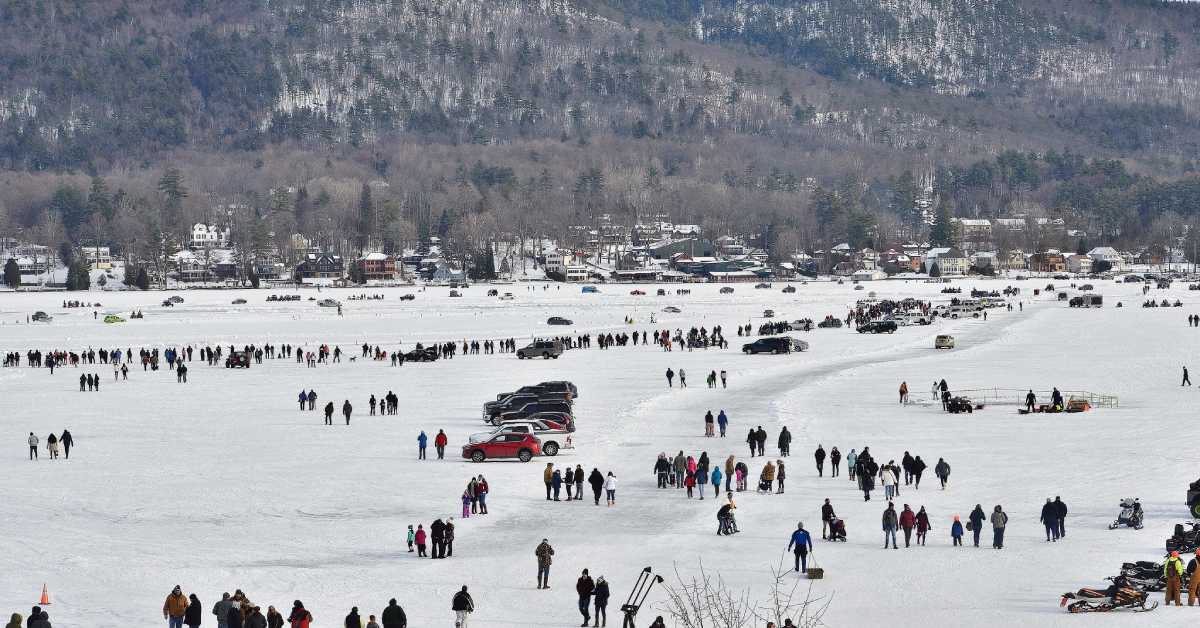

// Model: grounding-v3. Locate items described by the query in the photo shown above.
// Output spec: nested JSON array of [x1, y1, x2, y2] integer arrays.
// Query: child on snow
[[951, 516, 964, 546], [462, 491, 471, 518], [415, 525, 427, 557], [407, 525, 415, 552], [366, 615, 380, 628]]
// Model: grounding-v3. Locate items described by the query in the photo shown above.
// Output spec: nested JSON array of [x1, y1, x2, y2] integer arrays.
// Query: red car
[[462, 432, 541, 463]]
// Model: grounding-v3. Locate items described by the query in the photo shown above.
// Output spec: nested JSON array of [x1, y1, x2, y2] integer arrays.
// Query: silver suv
[[517, 339, 563, 359]]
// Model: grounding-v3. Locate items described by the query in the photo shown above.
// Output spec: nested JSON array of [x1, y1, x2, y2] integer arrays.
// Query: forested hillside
[[2, 0, 1200, 261]]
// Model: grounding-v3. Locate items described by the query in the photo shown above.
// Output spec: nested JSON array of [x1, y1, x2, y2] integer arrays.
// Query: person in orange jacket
[[164, 585, 189, 628], [434, 429, 448, 459]]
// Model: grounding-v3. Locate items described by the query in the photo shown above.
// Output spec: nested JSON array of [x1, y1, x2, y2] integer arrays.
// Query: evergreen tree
[[357, 181, 373, 252], [779, 88, 793, 108], [929, 262, 942, 277], [929, 204, 954, 246], [3, 258, 20, 288], [136, 267, 150, 290], [1075, 238, 1088, 255], [87, 176, 114, 222]]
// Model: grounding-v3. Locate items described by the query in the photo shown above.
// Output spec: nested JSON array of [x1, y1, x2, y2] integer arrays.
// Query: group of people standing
[[544, 463, 616, 505]]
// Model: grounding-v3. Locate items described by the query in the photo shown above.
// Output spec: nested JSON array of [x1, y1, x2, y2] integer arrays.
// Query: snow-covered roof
[[362, 252, 390, 261]]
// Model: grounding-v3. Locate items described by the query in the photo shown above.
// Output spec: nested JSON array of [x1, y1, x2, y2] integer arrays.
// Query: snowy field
[[0, 279, 1196, 627]]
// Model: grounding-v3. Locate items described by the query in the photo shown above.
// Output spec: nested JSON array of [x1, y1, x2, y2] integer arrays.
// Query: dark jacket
[[381, 602, 407, 628], [594, 581, 611, 606], [451, 591, 474, 612], [912, 457, 927, 476], [185, 599, 203, 627], [247, 611, 266, 628], [968, 506, 986, 528], [1053, 498, 1067, 519], [576, 575, 595, 600], [1040, 502, 1056, 523], [344, 611, 360, 628], [431, 519, 446, 540], [589, 469, 605, 491], [226, 607, 244, 628]]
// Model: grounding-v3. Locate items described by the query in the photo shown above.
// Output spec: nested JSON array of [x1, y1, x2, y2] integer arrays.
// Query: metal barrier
[[949, 388, 1119, 408]]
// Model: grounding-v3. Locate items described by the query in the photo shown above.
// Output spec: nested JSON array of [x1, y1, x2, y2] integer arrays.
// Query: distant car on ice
[[231, 298, 247, 305], [471, 420, 574, 456], [858, 320, 897, 334], [719, 287, 735, 294], [742, 337, 807, 354], [547, 316, 573, 326], [462, 432, 541, 462], [934, 335, 955, 350], [782, 285, 797, 293], [399, 294, 416, 301], [31, 311, 52, 322], [582, 286, 600, 294], [317, 298, 341, 307], [754, 282, 772, 289], [449, 290, 462, 297], [404, 347, 439, 362], [225, 351, 252, 368], [630, 289, 646, 295], [762, 309, 775, 318], [662, 306, 682, 313], [517, 339, 563, 359]]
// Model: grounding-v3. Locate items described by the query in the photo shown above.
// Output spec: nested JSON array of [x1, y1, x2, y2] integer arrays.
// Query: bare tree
[[659, 561, 830, 628]]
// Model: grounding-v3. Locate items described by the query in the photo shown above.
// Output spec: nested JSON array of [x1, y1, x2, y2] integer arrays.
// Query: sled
[[806, 557, 824, 580]]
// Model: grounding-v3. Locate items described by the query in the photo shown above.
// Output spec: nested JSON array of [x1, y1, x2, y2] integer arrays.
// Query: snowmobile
[[1166, 522, 1200, 554], [1113, 563, 1167, 593], [1060, 577, 1157, 613], [1109, 498, 1144, 530], [827, 517, 847, 542]]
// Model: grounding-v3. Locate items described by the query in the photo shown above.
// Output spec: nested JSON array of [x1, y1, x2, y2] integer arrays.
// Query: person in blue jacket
[[417, 431, 428, 460], [710, 467, 723, 499], [786, 522, 814, 572], [717, 410, 729, 437], [951, 515, 964, 546], [298, 390, 307, 411]]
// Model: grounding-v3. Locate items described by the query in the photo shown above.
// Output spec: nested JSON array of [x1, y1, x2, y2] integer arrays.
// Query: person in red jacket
[[899, 504, 916, 547], [287, 601, 311, 628], [435, 430, 448, 459]]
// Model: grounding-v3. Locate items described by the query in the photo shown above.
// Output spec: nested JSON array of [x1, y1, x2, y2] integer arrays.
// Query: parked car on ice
[[630, 289, 646, 295], [662, 306, 682, 313], [762, 309, 775, 318], [404, 347, 439, 362], [462, 432, 541, 462], [491, 400, 574, 425], [782, 285, 797, 293], [226, 351, 252, 368], [31, 311, 52, 322], [817, 317, 843, 329], [719, 287, 735, 294], [742, 337, 808, 354], [317, 298, 341, 307], [547, 316, 573, 326], [934, 335, 955, 350], [471, 420, 574, 456], [582, 286, 600, 294], [231, 298, 247, 305], [493, 381, 578, 402], [449, 290, 462, 297], [858, 320, 898, 334], [517, 339, 563, 359], [399, 294, 416, 301]]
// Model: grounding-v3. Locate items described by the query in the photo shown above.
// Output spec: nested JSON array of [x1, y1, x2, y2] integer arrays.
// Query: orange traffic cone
[[39, 583, 51, 605]]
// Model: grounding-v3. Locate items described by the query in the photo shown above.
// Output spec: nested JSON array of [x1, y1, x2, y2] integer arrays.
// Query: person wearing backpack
[[990, 505, 1009, 549], [1165, 551, 1186, 605]]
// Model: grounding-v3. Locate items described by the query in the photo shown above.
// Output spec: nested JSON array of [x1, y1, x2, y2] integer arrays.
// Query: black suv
[[742, 337, 803, 354], [857, 320, 897, 334], [491, 400, 574, 425]]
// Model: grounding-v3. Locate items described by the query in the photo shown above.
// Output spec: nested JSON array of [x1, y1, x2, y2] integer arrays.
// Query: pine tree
[[3, 258, 20, 288], [929, 204, 954, 246], [136, 268, 150, 290], [357, 182, 373, 252]]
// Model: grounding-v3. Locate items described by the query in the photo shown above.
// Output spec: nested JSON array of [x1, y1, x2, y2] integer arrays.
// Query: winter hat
[[797, 521, 805, 529]]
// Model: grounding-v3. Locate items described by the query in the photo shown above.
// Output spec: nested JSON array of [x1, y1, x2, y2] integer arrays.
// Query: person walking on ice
[[787, 521, 813, 572], [28, 432, 38, 460], [1185, 366, 1192, 386], [451, 586, 474, 627]]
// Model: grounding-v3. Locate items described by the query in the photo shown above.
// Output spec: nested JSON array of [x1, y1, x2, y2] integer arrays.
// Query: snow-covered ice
[[0, 279, 1194, 627]]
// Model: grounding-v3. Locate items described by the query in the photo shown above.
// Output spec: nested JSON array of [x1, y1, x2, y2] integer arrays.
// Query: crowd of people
[[543, 463, 617, 505]]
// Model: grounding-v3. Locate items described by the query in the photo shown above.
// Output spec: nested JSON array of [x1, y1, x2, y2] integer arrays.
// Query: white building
[[564, 265, 589, 282], [190, 224, 229, 249], [1067, 254, 1093, 275], [544, 250, 566, 275], [1087, 247, 1124, 271]]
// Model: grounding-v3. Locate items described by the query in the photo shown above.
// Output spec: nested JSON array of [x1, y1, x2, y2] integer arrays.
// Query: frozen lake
[[0, 278, 1194, 627]]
